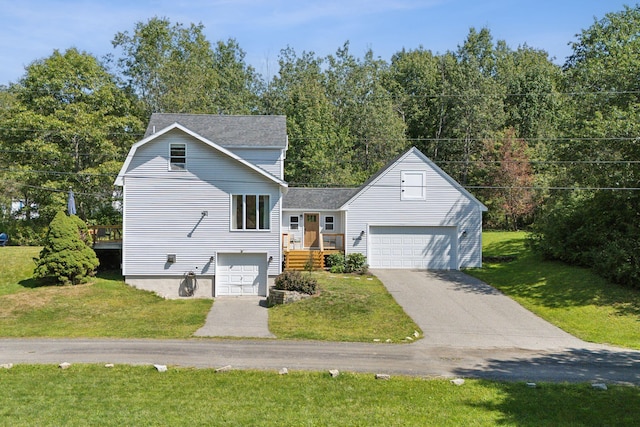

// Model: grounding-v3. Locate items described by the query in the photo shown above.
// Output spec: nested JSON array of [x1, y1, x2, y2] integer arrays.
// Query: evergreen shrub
[[34, 211, 99, 285]]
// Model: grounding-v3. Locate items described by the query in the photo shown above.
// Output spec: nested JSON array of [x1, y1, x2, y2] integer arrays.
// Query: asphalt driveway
[[372, 269, 587, 350]]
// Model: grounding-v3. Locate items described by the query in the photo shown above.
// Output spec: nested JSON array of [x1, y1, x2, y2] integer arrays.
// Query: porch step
[[284, 250, 325, 270]]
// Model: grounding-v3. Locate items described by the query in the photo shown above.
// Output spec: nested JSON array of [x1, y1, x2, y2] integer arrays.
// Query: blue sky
[[0, 0, 634, 85]]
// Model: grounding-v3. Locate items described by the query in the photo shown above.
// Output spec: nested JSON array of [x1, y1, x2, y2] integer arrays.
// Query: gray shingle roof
[[145, 113, 287, 148], [283, 188, 359, 210]]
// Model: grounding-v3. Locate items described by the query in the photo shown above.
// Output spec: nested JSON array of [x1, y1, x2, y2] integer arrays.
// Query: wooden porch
[[282, 233, 344, 270], [88, 225, 122, 250]]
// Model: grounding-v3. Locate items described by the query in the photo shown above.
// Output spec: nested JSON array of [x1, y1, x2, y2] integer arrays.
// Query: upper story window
[[290, 215, 299, 230], [169, 143, 186, 171], [232, 195, 270, 230], [324, 216, 334, 231], [401, 171, 426, 200]]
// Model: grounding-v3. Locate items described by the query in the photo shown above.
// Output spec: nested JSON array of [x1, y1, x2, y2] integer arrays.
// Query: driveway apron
[[372, 269, 586, 350], [194, 296, 275, 338]]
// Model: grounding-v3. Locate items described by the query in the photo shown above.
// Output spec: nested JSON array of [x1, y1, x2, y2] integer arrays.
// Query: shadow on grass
[[18, 270, 124, 289], [454, 348, 640, 424], [470, 240, 640, 318], [481, 238, 527, 259]]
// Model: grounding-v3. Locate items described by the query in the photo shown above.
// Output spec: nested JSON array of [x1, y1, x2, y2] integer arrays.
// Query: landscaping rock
[[216, 365, 233, 373], [329, 369, 340, 378], [59, 362, 71, 370], [450, 378, 465, 386], [385, 339, 392, 343], [526, 382, 537, 388], [154, 364, 167, 372], [405, 336, 413, 341], [279, 368, 288, 375], [104, 363, 114, 368], [266, 287, 313, 307], [375, 374, 391, 380], [413, 330, 420, 338], [373, 339, 381, 342], [592, 383, 608, 390], [0, 363, 13, 369]]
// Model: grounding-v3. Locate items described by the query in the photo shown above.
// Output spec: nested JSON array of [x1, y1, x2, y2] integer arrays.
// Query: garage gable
[[342, 147, 487, 212], [343, 147, 486, 270]]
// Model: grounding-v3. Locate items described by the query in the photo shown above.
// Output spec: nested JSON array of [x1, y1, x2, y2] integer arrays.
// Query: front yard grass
[[269, 272, 421, 342], [1, 365, 638, 426], [466, 231, 640, 350], [2, 247, 417, 341], [0, 247, 211, 338]]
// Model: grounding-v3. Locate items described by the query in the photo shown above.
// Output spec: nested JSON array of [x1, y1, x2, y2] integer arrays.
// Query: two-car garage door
[[216, 253, 267, 296], [369, 226, 457, 270]]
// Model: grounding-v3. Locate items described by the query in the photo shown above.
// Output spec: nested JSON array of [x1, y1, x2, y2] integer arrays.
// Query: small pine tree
[[34, 211, 99, 285]]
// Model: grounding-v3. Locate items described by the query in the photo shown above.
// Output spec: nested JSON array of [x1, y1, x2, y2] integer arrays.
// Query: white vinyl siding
[[346, 150, 483, 269], [120, 130, 282, 279], [226, 147, 285, 178]]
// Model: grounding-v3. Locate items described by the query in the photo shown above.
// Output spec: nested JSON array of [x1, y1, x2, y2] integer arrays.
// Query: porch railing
[[282, 233, 344, 252], [88, 225, 122, 245]]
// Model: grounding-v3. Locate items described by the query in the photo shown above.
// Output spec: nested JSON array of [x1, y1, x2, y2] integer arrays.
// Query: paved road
[[1, 270, 639, 384], [1, 338, 639, 384]]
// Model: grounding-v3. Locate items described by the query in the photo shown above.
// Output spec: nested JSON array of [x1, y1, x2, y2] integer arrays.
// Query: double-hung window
[[232, 195, 270, 230], [169, 143, 186, 171], [324, 216, 334, 231], [290, 216, 299, 230]]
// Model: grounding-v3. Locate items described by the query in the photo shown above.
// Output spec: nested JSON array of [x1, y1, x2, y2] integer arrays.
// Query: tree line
[[1, 6, 638, 287]]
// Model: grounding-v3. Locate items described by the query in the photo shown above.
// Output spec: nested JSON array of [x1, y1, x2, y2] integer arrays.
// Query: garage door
[[369, 226, 457, 269], [216, 253, 267, 296]]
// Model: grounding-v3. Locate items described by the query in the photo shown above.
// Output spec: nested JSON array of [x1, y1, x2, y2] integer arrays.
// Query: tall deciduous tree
[[0, 48, 142, 223], [112, 17, 261, 115], [326, 43, 407, 179], [267, 47, 353, 186], [481, 129, 538, 229]]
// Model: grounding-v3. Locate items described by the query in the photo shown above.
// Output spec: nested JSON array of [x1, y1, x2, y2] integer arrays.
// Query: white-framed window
[[290, 215, 299, 230], [169, 143, 186, 171], [231, 195, 270, 230], [324, 215, 334, 231], [401, 170, 426, 200]]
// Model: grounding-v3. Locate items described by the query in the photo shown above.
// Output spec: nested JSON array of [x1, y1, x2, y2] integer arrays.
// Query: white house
[[116, 113, 487, 299]]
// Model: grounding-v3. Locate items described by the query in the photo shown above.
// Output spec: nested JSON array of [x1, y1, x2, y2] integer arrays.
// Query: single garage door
[[369, 226, 457, 269], [216, 253, 267, 296]]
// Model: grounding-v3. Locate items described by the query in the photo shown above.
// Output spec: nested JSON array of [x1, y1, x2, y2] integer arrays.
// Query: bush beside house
[[34, 211, 99, 285]]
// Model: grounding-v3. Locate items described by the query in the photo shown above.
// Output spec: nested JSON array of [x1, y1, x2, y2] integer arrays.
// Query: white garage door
[[369, 226, 457, 269], [216, 253, 267, 296]]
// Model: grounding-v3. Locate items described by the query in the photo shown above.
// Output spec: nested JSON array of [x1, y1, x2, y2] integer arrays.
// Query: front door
[[304, 213, 319, 248]]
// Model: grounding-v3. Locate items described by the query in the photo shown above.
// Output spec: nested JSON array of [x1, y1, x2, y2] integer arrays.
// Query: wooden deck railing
[[282, 233, 344, 252], [88, 225, 122, 246]]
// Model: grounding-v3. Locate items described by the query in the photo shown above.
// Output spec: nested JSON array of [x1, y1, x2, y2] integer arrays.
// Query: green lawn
[[467, 232, 640, 350], [269, 272, 421, 342], [1, 365, 638, 426], [0, 248, 418, 341], [0, 247, 212, 338]]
